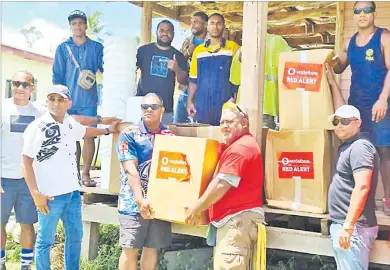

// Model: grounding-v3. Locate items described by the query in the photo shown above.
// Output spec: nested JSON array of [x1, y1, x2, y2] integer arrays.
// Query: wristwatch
[[343, 221, 354, 231], [96, 115, 102, 124], [104, 128, 110, 135]]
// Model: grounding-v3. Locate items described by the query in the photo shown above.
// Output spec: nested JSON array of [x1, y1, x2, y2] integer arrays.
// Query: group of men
[[1, 1, 390, 270]]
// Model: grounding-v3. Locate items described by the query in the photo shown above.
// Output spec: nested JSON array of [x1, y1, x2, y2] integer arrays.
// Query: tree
[[87, 11, 104, 39], [20, 26, 43, 48]]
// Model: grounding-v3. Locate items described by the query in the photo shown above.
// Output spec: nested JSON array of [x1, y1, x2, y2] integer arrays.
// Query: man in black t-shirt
[[136, 20, 187, 124], [327, 104, 379, 270]]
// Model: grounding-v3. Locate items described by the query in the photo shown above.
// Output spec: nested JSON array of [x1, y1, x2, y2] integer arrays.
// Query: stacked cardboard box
[[265, 49, 338, 214]]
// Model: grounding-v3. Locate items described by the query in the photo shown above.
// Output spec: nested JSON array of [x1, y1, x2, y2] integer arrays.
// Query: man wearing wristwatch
[[327, 104, 379, 270], [21, 85, 120, 269], [1, 72, 118, 270]]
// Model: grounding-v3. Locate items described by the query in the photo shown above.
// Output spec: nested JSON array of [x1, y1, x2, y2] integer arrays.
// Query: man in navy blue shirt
[[53, 10, 104, 187]]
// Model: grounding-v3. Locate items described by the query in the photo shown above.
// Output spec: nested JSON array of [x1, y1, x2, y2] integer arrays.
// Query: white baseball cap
[[328, 105, 361, 121], [47, 85, 71, 100]]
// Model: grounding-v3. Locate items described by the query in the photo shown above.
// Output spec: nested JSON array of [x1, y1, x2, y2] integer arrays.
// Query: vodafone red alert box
[[278, 49, 336, 131], [265, 129, 334, 214]]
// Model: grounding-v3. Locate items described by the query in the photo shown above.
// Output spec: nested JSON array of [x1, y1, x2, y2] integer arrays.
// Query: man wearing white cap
[[21, 85, 120, 270], [328, 104, 379, 270]]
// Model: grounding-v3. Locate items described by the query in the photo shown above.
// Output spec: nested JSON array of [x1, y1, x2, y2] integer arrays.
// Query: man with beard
[[174, 12, 208, 123], [116, 93, 174, 270], [136, 20, 187, 124], [53, 10, 104, 187], [187, 13, 239, 125], [333, 1, 390, 215]]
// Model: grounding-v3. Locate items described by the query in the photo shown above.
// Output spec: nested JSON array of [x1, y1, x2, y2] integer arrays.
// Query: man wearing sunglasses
[[1, 71, 45, 270], [116, 93, 173, 270], [333, 1, 390, 215], [53, 10, 104, 187], [185, 102, 264, 270], [327, 104, 379, 270], [21, 85, 120, 270]]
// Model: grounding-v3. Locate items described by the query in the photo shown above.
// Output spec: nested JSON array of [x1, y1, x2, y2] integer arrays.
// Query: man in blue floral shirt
[[116, 93, 173, 270]]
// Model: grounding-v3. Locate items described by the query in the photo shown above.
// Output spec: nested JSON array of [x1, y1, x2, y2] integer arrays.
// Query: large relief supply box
[[278, 49, 336, 130]]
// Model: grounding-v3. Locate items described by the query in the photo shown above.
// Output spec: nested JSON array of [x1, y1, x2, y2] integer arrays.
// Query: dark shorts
[[1, 178, 38, 225], [118, 213, 172, 249], [359, 108, 390, 147], [68, 107, 98, 127]]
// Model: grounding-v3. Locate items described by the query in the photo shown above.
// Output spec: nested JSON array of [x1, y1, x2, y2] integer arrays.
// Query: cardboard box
[[100, 122, 133, 194], [168, 124, 224, 143], [265, 129, 335, 214], [278, 49, 335, 130], [147, 135, 221, 224]]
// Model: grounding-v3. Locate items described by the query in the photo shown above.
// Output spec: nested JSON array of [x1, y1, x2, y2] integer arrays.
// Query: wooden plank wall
[[340, 2, 390, 201], [339, 2, 390, 100]]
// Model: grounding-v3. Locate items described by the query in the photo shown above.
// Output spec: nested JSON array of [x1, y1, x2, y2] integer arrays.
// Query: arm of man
[[71, 115, 121, 126], [84, 120, 120, 138], [22, 124, 54, 215], [116, 132, 152, 218], [325, 63, 346, 109], [333, 38, 351, 74], [172, 53, 188, 85], [98, 43, 104, 73], [185, 149, 246, 224], [372, 32, 390, 122], [339, 142, 376, 250], [52, 45, 66, 84]]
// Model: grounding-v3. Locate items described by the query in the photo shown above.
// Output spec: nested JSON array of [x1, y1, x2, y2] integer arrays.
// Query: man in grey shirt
[[327, 103, 379, 270]]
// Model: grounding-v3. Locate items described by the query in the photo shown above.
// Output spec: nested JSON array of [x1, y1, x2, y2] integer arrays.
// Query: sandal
[[82, 176, 97, 187]]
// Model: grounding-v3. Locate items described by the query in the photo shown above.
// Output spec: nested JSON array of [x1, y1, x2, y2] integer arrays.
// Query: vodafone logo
[[287, 68, 296, 76], [161, 157, 169, 165], [281, 157, 289, 165], [280, 157, 311, 165]]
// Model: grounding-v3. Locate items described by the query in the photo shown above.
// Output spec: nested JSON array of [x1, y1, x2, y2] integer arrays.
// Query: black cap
[[68, 10, 87, 22]]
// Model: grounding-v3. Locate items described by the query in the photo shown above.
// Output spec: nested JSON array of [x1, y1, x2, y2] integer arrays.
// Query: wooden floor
[[80, 170, 390, 265], [82, 170, 390, 227]]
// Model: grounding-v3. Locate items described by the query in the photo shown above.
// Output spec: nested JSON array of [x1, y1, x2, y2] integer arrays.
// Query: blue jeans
[[330, 223, 378, 270], [173, 90, 190, 124], [35, 191, 83, 270]]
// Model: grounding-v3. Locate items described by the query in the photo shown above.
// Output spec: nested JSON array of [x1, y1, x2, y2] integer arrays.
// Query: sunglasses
[[353, 7, 375, 15], [141, 104, 162, 110], [48, 96, 67, 103], [12, 81, 34, 88], [332, 118, 358, 126]]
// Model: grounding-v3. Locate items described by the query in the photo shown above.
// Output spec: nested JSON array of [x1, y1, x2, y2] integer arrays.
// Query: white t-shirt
[[1, 98, 47, 179], [22, 112, 86, 197]]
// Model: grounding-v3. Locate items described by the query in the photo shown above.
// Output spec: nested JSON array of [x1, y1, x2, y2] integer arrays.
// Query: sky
[[1, 1, 190, 56]]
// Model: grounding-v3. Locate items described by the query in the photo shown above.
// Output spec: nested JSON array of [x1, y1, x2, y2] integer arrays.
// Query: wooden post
[[239, 2, 268, 146], [140, 2, 152, 45], [335, 1, 345, 83], [81, 221, 99, 261]]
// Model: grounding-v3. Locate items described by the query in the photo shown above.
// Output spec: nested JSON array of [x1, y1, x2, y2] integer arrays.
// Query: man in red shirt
[[185, 102, 264, 270]]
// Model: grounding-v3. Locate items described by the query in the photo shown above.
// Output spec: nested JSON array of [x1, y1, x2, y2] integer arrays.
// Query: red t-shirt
[[209, 133, 264, 222]]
